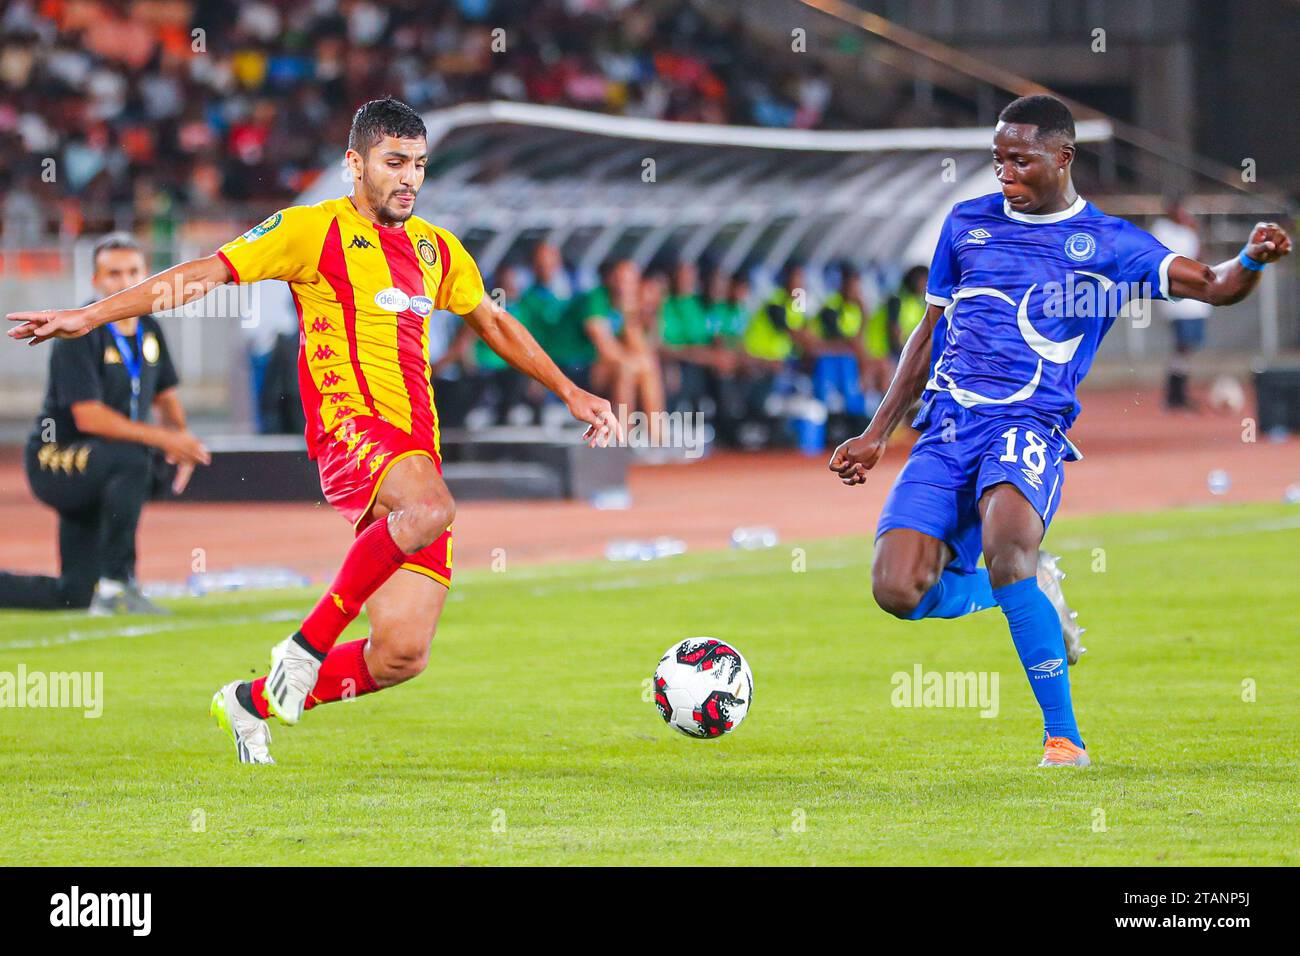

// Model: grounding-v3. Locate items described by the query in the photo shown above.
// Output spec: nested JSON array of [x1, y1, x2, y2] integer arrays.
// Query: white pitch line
[[520, 558, 861, 598], [5, 513, 1295, 649], [1048, 513, 1300, 552], [0, 610, 300, 651]]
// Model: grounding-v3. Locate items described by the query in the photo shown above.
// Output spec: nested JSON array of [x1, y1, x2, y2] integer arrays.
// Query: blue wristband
[[1238, 248, 1267, 271]]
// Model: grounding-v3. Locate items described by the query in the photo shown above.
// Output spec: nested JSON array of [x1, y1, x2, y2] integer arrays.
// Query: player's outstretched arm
[[828, 302, 944, 486], [1167, 221, 1291, 306], [7, 255, 233, 346], [461, 293, 623, 447]]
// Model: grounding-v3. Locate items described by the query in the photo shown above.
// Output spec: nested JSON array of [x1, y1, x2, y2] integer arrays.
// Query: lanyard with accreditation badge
[[106, 322, 144, 420]]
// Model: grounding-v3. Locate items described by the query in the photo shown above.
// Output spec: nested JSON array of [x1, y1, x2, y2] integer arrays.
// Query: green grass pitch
[[1, 502, 1296, 866]]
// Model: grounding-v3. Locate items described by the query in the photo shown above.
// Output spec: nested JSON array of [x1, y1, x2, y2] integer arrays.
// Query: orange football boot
[[1038, 736, 1091, 767]]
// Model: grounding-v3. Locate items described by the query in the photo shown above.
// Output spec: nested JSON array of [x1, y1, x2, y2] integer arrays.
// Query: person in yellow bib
[[813, 266, 894, 415], [742, 262, 822, 363], [879, 265, 930, 359]]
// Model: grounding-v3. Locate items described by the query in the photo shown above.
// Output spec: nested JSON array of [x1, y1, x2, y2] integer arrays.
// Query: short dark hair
[[780, 260, 806, 285], [902, 264, 929, 294], [998, 94, 1075, 144], [348, 97, 427, 155], [91, 232, 144, 270]]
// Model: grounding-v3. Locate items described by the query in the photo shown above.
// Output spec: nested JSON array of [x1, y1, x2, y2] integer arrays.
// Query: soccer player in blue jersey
[[829, 94, 1291, 767]]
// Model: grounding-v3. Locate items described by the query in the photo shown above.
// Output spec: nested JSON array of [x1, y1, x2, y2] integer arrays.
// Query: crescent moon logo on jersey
[[932, 282, 1087, 408], [934, 287, 1045, 407], [1064, 232, 1096, 261], [417, 238, 437, 267], [1017, 284, 1084, 364]]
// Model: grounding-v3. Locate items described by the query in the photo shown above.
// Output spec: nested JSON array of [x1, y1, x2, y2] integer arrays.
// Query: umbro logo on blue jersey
[[965, 228, 993, 245], [1029, 658, 1064, 676]]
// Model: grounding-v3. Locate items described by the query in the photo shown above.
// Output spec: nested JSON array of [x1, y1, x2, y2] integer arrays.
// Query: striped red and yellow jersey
[[216, 197, 485, 458]]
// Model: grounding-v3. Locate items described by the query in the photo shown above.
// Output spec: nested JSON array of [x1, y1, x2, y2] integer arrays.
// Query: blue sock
[[994, 577, 1083, 748], [906, 567, 997, 620]]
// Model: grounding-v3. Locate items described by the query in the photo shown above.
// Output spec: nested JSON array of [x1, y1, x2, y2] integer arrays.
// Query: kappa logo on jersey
[[409, 295, 433, 316], [417, 237, 437, 267], [348, 235, 374, 250], [965, 228, 993, 245], [1028, 658, 1064, 677], [1064, 232, 1097, 261], [374, 287, 411, 312], [241, 212, 282, 243]]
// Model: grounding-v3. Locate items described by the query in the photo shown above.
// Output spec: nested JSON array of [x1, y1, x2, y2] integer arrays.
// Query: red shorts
[[315, 416, 452, 588]]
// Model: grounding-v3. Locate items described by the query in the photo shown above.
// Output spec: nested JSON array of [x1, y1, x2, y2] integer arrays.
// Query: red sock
[[300, 517, 407, 654], [243, 639, 378, 718], [304, 638, 379, 710]]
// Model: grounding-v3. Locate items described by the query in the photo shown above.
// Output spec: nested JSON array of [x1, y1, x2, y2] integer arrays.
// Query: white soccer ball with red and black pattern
[[653, 638, 753, 739]]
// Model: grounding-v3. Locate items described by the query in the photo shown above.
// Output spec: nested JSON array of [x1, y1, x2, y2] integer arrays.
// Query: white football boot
[[209, 681, 274, 765], [1037, 550, 1086, 666], [263, 635, 323, 725]]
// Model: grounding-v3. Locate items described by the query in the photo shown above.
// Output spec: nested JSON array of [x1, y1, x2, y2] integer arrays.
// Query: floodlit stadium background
[[0, 0, 1297, 585]]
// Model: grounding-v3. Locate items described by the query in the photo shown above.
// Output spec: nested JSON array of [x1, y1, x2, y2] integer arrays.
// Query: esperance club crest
[[417, 237, 437, 267], [1064, 232, 1096, 262]]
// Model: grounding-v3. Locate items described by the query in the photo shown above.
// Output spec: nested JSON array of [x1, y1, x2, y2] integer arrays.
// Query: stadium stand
[[0, 0, 1294, 467], [0, 0, 850, 236]]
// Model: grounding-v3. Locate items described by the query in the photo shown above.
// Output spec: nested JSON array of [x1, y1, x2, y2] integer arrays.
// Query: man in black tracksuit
[[0, 234, 210, 613]]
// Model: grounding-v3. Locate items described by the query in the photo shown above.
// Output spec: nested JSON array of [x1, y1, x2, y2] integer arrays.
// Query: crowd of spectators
[[1, 0, 935, 452], [427, 244, 932, 454], [0, 0, 840, 240]]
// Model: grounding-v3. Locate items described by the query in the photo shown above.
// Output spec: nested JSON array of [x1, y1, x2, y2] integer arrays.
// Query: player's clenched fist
[[1244, 222, 1292, 263], [7, 307, 94, 344], [829, 432, 888, 486]]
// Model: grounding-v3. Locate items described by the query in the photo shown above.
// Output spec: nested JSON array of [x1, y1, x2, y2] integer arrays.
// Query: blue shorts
[[1171, 318, 1206, 352], [876, 392, 1076, 573]]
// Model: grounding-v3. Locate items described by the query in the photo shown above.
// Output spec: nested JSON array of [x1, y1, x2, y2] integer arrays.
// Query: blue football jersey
[[924, 192, 1181, 427]]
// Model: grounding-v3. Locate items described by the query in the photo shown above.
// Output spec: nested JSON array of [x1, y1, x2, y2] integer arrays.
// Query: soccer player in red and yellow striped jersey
[[8, 98, 621, 764]]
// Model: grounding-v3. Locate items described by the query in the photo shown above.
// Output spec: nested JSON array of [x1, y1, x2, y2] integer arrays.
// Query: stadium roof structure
[[298, 101, 1114, 282]]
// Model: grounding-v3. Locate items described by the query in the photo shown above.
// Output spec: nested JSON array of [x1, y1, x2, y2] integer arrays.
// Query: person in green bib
[[704, 269, 751, 348], [572, 258, 665, 427], [659, 259, 731, 413], [436, 243, 579, 425], [436, 262, 534, 424], [703, 268, 786, 448], [518, 242, 582, 379]]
